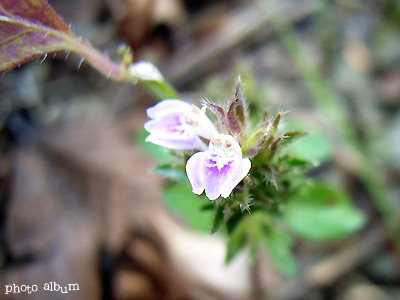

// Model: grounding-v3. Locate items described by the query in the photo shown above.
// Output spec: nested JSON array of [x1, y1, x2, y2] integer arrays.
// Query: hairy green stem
[[13, 16, 179, 100]]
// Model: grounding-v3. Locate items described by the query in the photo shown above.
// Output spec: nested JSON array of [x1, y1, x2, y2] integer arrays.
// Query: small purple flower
[[144, 99, 217, 150], [186, 134, 251, 200]]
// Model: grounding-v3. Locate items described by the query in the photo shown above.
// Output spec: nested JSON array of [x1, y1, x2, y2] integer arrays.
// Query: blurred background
[[1, 0, 400, 299]]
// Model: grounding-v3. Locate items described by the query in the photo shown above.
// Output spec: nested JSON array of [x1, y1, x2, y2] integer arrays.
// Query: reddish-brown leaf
[[0, 0, 121, 79], [227, 95, 242, 134], [227, 78, 247, 135], [0, 0, 70, 31], [0, 0, 74, 73]]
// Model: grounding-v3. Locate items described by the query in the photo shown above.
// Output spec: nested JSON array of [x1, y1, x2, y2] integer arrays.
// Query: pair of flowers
[[144, 99, 251, 200]]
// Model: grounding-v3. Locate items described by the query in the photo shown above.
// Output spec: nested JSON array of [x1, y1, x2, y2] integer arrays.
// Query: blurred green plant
[[139, 79, 365, 276], [256, 0, 400, 246]]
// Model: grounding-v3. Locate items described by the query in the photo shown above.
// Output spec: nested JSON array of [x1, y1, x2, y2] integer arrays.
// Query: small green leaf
[[272, 113, 282, 133], [225, 211, 243, 235], [284, 155, 315, 168], [163, 182, 213, 233], [226, 220, 248, 263], [282, 122, 332, 163], [280, 131, 309, 146], [286, 206, 365, 241], [153, 164, 186, 182], [264, 227, 297, 276], [211, 204, 225, 234], [284, 183, 366, 241], [141, 79, 180, 100], [247, 217, 264, 261]]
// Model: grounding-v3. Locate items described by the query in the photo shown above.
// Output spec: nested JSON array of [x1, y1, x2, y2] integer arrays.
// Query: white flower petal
[[146, 99, 192, 119], [145, 99, 217, 150], [186, 152, 206, 195], [197, 106, 218, 140], [208, 134, 243, 157], [128, 61, 163, 81], [220, 158, 251, 198], [185, 134, 251, 200], [146, 133, 200, 149]]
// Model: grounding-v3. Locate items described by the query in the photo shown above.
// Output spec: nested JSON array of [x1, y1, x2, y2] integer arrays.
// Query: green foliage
[[153, 164, 187, 182], [223, 182, 364, 275], [264, 226, 297, 276], [282, 121, 333, 164], [211, 204, 226, 234], [284, 183, 366, 241], [226, 216, 249, 262], [225, 212, 297, 276], [163, 182, 213, 233], [141, 79, 180, 100], [284, 131, 332, 164]]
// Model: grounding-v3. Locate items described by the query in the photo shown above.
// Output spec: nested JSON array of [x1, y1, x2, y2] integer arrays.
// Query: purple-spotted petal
[[186, 134, 251, 200], [144, 112, 192, 136], [203, 160, 233, 200], [219, 157, 251, 198]]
